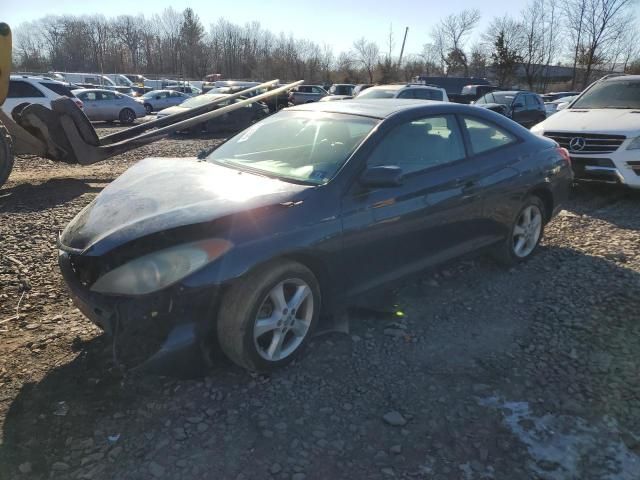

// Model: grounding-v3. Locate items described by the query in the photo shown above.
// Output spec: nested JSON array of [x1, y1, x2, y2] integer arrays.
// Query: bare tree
[[469, 43, 489, 77], [565, 0, 635, 87], [352, 37, 380, 83], [431, 9, 481, 76], [386, 24, 395, 62], [114, 15, 142, 72], [419, 43, 442, 75], [520, 0, 547, 90], [564, 0, 588, 89]]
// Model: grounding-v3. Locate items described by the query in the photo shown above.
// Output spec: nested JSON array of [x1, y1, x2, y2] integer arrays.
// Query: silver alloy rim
[[513, 205, 543, 258], [253, 278, 314, 362], [124, 110, 134, 122]]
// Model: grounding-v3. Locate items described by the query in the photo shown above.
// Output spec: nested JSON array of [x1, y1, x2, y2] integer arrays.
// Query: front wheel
[[119, 108, 136, 124], [144, 103, 153, 115], [492, 196, 545, 266], [0, 123, 14, 189], [216, 260, 320, 372]]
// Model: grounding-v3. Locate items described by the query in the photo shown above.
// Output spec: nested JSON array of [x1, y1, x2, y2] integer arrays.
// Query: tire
[[492, 195, 546, 266], [0, 122, 14, 189], [119, 108, 136, 124], [217, 260, 321, 372], [144, 103, 153, 115]]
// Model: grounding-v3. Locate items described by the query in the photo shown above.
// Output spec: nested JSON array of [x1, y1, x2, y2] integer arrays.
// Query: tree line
[[11, 0, 640, 90]]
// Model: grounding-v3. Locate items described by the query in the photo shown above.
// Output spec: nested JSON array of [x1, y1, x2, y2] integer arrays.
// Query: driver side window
[[368, 115, 466, 175]]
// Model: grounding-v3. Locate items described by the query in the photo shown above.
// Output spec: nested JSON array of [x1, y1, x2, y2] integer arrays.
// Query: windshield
[[207, 111, 378, 185], [356, 88, 400, 99], [487, 92, 516, 105], [571, 80, 640, 109]]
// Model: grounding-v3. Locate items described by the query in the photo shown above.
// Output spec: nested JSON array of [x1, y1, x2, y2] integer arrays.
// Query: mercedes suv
[[531, 75, 640, 189]]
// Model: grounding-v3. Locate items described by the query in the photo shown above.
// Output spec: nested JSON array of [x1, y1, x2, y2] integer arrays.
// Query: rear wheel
[[0, 122, 14, 189], [216, 260, 320, 372], [119, 108, 136, 124], [492, 196, 545, 266]]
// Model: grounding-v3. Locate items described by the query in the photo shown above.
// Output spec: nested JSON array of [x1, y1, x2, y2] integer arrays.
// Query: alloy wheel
[[513, 205, 543, 258], [253, 278, 314, 362]]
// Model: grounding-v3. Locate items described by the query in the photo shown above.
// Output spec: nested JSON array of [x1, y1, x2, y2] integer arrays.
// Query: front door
[[340, 114, 483, 296]]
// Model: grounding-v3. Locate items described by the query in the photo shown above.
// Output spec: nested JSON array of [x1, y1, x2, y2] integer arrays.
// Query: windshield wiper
[[207, 158, 319, 186]]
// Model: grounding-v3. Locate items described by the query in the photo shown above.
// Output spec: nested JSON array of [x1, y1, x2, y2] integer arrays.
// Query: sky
[[3, 0, 536, 56]]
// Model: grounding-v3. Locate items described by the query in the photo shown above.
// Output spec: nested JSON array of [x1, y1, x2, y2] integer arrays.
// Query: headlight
[[626, 136, 640, 150], [90, 239, 232, 295], [530, 124, 544, 135]]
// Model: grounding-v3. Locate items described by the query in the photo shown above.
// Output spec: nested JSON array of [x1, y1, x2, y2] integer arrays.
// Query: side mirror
[[360, 166, 403, 188]]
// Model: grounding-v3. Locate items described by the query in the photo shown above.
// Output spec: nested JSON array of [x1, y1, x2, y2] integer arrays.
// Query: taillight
[[557, 147, 571, 166], [75, 99, 84, 110]]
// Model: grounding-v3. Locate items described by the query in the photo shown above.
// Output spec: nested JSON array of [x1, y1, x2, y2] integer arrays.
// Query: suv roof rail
[[405, 83, 440, 88], [597, 73, 628, 81]]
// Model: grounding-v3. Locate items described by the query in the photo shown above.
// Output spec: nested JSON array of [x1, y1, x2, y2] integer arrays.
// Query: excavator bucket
[[12, 79, 303, 165]]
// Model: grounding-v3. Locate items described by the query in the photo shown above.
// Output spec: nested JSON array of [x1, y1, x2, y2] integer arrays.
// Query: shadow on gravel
[[567, 184, 640, 228], [0, 178, 109, 213], [1, 244, 639, 479]]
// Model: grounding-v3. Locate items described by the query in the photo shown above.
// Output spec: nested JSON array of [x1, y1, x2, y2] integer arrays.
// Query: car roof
[[366, 84, 443, 91], [490, 90, 529, 95], [10, 74, 66, 84], [603, 74, 640, 82], [71, 88, 119, 93], [289, 99, 449, 118]]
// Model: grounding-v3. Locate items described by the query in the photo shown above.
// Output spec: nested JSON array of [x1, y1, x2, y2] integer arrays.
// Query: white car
[[2, 75, 83, 116], [354, 84, 449, 102], [531, 75, 640, 189], [544, 95, 577, 117]]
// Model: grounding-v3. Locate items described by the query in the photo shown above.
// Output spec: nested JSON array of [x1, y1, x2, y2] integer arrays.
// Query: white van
[[55, 72, 116, 87], [104, 74, 134, 87]]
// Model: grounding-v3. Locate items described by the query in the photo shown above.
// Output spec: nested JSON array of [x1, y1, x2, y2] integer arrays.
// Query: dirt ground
[[0, 125, 639, 479]]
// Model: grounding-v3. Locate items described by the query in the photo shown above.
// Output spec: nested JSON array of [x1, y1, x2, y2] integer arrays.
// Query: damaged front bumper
[[58, 250, 221, 376]]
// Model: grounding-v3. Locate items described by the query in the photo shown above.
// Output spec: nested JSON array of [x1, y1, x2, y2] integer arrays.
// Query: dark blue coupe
[[58, 100, 572, 373]]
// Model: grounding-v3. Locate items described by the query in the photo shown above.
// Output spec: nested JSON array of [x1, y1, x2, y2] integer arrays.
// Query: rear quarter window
[[463, 116, 517, 155], [7, 80, 45, 98], [39, 82, 74, 97]]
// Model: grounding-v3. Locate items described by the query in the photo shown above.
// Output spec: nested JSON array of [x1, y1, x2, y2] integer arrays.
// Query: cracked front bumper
[[58, 250, 221, 376]]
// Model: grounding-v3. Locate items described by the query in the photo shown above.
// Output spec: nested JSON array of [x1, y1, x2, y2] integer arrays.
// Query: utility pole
[[398, 27, 409, 69]]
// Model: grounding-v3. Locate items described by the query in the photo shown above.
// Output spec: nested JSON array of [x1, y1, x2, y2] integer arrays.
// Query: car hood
[[533, 108, 640, 136], [60, 157, 309, 255]]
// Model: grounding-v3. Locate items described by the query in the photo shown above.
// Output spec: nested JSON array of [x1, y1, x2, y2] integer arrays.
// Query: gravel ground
[[0, 125, 639, 479]]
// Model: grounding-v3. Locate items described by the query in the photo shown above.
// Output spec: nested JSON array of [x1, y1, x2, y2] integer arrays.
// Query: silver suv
[[288, 85, 328, 105]]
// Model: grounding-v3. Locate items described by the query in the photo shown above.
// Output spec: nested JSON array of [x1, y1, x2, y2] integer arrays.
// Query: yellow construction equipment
[[0, 22, 10, 104]]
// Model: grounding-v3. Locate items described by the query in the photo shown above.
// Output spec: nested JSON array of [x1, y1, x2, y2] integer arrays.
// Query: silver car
[[139, 90, 190, 114], [72, 89, 146, 124]]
